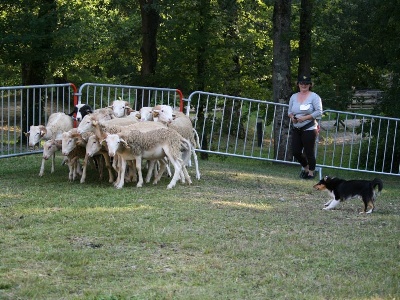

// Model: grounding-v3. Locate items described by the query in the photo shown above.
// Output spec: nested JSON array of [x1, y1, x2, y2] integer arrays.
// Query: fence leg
[[257, 120, 263, 147]]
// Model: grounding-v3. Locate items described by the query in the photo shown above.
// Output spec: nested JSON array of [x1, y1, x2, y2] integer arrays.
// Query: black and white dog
[[313, 176, 383, 214], [68, 103, 93, 122]]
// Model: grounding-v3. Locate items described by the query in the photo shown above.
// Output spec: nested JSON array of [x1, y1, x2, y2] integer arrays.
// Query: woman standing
[[288, 75, 323, 179]]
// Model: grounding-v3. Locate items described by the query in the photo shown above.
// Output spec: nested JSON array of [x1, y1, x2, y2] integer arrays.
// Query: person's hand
[[290, 115, 298, 124], [296, 116, 307, 123]]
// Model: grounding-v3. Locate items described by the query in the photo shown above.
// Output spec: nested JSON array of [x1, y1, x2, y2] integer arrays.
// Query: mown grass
[[0, 154, 399, 300]]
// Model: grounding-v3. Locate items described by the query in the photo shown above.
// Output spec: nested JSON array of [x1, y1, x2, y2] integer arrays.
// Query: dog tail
[[372, 178, 383, 193]]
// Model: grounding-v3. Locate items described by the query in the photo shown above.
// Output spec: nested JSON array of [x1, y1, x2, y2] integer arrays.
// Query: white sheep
[[25, 112, 73, 149], [109, 100, 132, 118], [40, 139, 63, 177], [138, 106, 154, 121], [77, 113, 138, 136], [61, 129, 110, 183], [153, 105, 201, 180], [77, 114, 141, 186], [102, 122, 192, 189], [84, 134, 117, 184]]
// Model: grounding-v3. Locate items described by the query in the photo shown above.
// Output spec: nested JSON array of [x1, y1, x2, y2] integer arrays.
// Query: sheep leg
[[80, 154, 89, 183], [51, 152, 56, 173], [127, 160, 137, 182], [102, 152, 115, 183], [166, 157, 182, 189], [135, 157, 144, 187], [145, 160, 156, 183], [163, 148, 182, 189], [39, 157, 46, 177], [153, 159, 167, 185], [113, 156, 121, 187], [114, 156, 126, 189], [96, 155, 104, 180], [191, 148, 201, 180], [181, 166, 192, 185]]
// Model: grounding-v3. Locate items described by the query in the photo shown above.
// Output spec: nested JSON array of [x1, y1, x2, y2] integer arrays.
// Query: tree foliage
[[0, 0, 399, 109]]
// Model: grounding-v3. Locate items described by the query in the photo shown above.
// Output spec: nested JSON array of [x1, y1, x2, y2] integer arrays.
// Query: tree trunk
[[196, 0, 211, 160], [21, 0, 57, 142], [272, 0, 292, 160], [138, 0, 160, 108], [298, 0, 313, 76]]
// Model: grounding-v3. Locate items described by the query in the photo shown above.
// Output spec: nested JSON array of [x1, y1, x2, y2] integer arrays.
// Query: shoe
[[299, 170, 306, 178], [303, 174, 315, 180]]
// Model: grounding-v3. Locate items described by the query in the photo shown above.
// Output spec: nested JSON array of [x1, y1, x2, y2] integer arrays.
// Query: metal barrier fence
[[77, 83, 184, 111], [2, 85, 399, 178], [187, 91, 400, 177], [0, 83, 183, 159], [0, 83, 77, 158]]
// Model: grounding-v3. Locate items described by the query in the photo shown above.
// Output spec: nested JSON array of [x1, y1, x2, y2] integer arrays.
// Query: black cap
[[298, 75, 312, 84]]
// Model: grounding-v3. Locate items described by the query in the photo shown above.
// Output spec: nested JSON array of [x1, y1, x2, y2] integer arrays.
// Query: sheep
[[40, 139, 62, 177], [61, 129, 111, 183], [25, 112, 73, 149], [102, 121, 192, 189], [77, 114, 142, 186], [77, 113, 138, 136], [108, 100, 132, 118], [84, 134, 117, 184], [68, 103, 93, 122], [138, 106, 154, 121], [153, 105, 201, 180]]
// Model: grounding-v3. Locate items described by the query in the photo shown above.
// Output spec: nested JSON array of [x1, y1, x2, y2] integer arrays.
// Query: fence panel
[[0, 84, 76, 159], [78, 83, 184, 111], [187, 91, 296, 163], [187, 91, 400, 177], [317, 110, 399, 176]]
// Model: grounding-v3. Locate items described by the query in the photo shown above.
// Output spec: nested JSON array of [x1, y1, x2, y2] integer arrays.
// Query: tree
[[139, 0, 160, 84], [272, 0, 292, 160], [297, 0, 313, 77]]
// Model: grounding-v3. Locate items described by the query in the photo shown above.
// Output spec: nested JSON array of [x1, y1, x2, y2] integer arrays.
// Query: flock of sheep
[[24, 100, 201, 189]]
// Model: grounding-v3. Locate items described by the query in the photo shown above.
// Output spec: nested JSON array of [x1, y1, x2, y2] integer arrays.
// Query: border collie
[[68, 104, 93, 122], [313, 176, 383, 214]]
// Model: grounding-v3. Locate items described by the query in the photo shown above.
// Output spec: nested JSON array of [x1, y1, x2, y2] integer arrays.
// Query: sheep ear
[[100, 139, 107, 146], [24, 132, 30, 137], [40, 127, 46, 137], [120, 138, 130, 148], [92, 120, 98, 126], [152, 110, 160, 118]]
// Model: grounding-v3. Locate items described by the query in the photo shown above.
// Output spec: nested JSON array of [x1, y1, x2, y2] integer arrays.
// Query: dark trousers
[[291, 128, 318, 171]]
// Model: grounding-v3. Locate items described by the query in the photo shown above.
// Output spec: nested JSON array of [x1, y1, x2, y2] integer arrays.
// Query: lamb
[[153, 105, 201, 180], [102, 122, 192, 189], [109, 100, 132, 118], [40, 139, 63, 177], [84, 134, 117, 184], [61, 129, 112, 183], [25, 112, 73, 149]]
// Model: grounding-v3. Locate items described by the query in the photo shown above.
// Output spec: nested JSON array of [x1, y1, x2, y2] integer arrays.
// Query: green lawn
[[0, 154, 399, 300]]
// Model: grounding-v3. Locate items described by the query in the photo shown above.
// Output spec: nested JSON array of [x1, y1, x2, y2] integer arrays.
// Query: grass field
[[0, 154, 399, 300]]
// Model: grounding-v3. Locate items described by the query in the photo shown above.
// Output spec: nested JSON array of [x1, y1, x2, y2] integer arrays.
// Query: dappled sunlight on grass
[[212, 200, 273, 211], [20, 204, 154, 216]]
